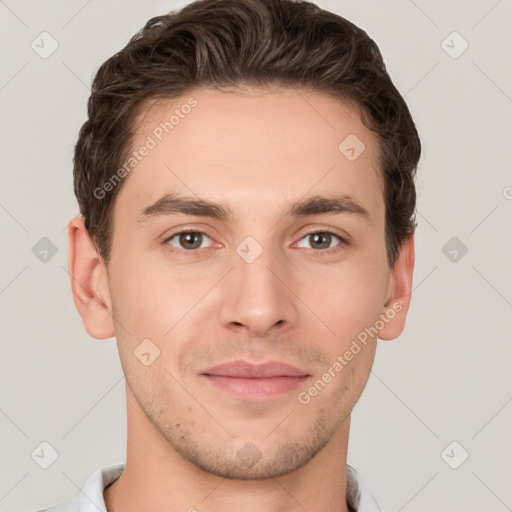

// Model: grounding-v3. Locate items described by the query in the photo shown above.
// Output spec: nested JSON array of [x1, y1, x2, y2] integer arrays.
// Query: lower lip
[[202, 375, 310, 399]]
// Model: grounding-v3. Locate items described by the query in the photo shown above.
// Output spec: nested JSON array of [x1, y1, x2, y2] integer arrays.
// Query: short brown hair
[[73, 0, 421, 268]]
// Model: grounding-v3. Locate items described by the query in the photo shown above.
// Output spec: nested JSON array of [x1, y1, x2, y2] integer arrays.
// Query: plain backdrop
[[0, 1, 511, 511]]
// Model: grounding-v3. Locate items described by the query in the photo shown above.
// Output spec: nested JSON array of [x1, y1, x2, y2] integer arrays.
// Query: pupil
[[181, 232, 201, 249], [312, 233, 329, 249]]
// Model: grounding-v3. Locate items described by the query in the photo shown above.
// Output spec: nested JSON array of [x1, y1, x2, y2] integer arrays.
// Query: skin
[[68, 86, 414, 512]]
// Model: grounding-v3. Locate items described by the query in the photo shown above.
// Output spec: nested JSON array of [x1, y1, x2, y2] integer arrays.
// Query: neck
[[105, 387, 352, 512]]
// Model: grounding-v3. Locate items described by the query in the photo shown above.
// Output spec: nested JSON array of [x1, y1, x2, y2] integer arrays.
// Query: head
[[69, 0, 419, 480]]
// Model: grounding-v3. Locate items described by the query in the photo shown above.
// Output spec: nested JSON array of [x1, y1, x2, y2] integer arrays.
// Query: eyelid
[[294, 225, 350, 244]]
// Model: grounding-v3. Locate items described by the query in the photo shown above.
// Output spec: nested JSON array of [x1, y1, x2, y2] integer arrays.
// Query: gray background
[[1, 0, 511, 511]]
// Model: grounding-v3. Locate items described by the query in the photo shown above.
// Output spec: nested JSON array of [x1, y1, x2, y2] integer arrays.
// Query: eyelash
[[163, 229, 347, 255]]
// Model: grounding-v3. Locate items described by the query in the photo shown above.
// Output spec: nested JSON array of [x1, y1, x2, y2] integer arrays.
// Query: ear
[[67, 214, 115, 340], [378, 234, 415, 341]]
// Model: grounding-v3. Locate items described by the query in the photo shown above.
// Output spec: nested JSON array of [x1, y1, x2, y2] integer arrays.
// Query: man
[[40, 0, 420, 510]]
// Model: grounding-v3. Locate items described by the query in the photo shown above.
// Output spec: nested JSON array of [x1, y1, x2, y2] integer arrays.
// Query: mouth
[[200, 360, 311, 400]]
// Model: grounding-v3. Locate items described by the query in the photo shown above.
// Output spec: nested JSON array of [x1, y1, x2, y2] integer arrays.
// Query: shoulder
[[31, 462, 123, 512], [346, 464, 382, 512]]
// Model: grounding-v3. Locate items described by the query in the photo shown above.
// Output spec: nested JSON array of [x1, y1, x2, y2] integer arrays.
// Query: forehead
[[115, 86, 384, 223]]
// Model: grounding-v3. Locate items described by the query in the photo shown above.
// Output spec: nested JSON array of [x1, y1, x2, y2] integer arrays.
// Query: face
[[99, 86, 403, 479]]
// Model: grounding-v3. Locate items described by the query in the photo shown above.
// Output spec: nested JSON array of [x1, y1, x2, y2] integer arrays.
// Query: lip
[[200, 360, 311, 400], [202, 360, 308, 378]]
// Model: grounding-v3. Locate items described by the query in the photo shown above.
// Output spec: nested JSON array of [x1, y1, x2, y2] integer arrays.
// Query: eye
[[295, 231, 346, 254], [163, 229, 347, 254], [164, 230, 213, 251]]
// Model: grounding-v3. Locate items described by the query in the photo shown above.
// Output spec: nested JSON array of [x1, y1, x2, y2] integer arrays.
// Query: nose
[[218, 245, 299, 338]]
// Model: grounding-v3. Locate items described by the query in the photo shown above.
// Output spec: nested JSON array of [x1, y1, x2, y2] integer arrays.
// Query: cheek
[[109, 251, 187, 332], [302, 259, 387, 342]]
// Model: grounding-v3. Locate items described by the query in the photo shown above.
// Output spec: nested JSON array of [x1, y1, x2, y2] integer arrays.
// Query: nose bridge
[[218, 236, 297, 336]]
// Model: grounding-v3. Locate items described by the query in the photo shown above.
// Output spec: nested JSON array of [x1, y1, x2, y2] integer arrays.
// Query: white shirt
[[37, 463, 381, 512]]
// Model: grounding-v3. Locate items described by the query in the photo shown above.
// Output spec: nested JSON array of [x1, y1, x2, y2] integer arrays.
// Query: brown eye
[[309, 232, 332, 250], [295, 231, 345, 253], [165, 231, 211, 251]]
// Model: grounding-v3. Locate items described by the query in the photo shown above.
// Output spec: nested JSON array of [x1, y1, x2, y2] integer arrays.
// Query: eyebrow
[[136, 192, 371, 224]]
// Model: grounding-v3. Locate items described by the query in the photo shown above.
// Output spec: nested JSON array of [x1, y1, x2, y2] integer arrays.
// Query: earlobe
[[378, 234, 415, 341], [67, 215, 115, 340]]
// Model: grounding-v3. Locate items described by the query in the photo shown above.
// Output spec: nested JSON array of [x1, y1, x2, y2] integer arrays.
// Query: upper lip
[[201, 360, 309, 378]]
